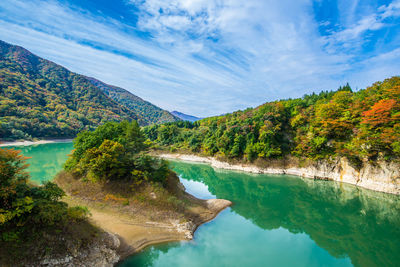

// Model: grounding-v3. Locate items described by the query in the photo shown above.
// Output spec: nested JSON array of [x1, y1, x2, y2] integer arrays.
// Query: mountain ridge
[[171, 111, 201, 122], [87, 77, 180, 125], [0, 40, 177, 140]]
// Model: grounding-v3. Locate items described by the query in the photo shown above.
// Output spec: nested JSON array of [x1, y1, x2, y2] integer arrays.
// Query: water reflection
[[6, 143, 397, 267], [169, 161, 400, 267], [121, 161, 399, 266], [179, 178, 216, 199]]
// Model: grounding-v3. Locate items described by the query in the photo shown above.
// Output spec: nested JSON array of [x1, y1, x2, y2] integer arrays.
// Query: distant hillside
[[146, 77, 400, 164], [171, 111, 201, 122], [0, 40, 177, 140], [87, 78, 179, 125]]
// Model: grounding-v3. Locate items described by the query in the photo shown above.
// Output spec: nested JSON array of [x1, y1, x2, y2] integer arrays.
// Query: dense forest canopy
[[0, 40, 178, 141], [144, 77, 400, 166], [87, 78, 179, 125]]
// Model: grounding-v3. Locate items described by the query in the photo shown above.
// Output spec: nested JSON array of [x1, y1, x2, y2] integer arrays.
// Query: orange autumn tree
[[362, 99, 398, 127], [355, 83, 400, 158]]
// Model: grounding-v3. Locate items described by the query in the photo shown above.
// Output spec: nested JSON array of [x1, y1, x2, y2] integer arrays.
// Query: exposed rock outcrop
[[159, 154, 400, 195], [35, 231, 120, 267]]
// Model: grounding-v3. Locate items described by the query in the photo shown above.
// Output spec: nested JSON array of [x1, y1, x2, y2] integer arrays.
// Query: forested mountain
[[0, 40, 178, 140], [144, 77, 400, 165], [87, 78, 179, 125], [171, 111, 201, 122]]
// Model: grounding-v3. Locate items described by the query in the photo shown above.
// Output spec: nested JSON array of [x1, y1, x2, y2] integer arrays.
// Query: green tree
[[0, 148, 88, 240], [65, 121, 170, 185]]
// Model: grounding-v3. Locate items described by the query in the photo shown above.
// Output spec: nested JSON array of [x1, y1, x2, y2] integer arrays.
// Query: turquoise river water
[[6, 142, 400, 267]]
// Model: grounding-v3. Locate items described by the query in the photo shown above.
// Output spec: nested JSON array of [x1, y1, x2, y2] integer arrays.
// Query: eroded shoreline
[[81, 197, 231, 261], [0, 139, 73, 147], [158, 153, 400, 195], [55, 172, 232, 265]]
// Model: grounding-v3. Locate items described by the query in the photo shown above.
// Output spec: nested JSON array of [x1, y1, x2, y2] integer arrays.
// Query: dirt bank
[[55, 171, 232, 262]]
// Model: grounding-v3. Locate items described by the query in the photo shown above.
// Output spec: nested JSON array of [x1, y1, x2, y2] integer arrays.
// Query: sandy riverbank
[[0, 139, 73, 147], [55, 172, 232, 262], [66, 196, 231, 259], [158, 153, 400, 195]]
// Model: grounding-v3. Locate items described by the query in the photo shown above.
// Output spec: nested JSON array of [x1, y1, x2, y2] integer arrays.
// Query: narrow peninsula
[[0, 121, 231, 266]]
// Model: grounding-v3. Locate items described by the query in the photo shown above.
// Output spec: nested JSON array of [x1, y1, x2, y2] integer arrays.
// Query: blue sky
[[0, 0, 399, 117]]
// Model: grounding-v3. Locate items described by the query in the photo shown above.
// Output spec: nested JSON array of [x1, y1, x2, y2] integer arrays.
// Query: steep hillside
[[171, 111, 201, 122], [0, 40, 137, 139], [0, 40, 177, 140], [87, 77, 179, 125], [145, 77, 400, 164]]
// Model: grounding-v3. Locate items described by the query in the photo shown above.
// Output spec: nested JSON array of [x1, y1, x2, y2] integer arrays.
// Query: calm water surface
[[121, 161, 400, 267], [4, 143, 400, 266], [7, 142, 73, 184]]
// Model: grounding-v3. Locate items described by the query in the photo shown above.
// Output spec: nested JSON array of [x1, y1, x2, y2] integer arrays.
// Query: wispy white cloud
[[380, 0, 400, 19], [0, 0, 251, 115], [335, 15, 385, 42], [0, 0, 399, 117], [323, 0, 400, 50]]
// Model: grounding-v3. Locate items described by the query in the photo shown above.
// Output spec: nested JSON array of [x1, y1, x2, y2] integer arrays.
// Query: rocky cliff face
[[159, 154, 400, 195], [36, 232, 121, 267], [284, 157, 400, 195]]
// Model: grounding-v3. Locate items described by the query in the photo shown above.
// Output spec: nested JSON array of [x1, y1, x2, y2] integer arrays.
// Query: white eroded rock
[[159, 153, 400, 194]]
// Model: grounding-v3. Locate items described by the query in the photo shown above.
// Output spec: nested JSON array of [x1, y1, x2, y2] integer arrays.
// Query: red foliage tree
[[361, 99, 397, 127]]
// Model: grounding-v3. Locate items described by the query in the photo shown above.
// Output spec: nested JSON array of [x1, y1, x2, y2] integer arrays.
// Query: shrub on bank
[[0, 147, 94, 265], [65, 120, 170, 185]]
